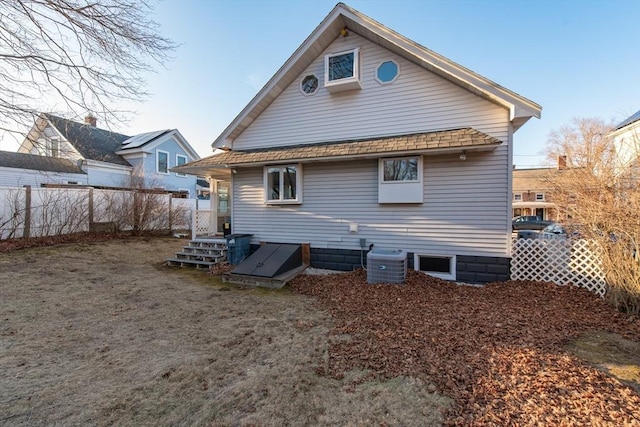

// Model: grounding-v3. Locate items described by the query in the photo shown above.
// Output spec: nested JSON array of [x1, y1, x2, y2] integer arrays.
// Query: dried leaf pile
[[289, 269, 640, 426]]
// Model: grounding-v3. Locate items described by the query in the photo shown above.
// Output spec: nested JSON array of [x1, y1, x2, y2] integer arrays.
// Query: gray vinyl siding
[[232, 143, 511, 257], [233, 32, 508, 149], [0, 167, 88, 187]]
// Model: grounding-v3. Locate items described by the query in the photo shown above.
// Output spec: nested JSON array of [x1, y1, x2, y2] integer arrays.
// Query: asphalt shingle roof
[[0, 150, 86, 174], [44, 114, 131, 166], [178, 128, 501, 170]]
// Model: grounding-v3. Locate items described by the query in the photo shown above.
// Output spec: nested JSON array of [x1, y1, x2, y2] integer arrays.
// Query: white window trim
[[156, 149, 169, 175], [378, 156, 423, 204], [300, 74, 319, 96], [379, 156, 422, 183], [414, 254, 456, 281], [264, 164, 303, 205], [324, 47, 361, 90], [175, 154, 187, 177], [514, 193, 522, 201], [374, 60, 400, 85], [536, 193, 545, 201]]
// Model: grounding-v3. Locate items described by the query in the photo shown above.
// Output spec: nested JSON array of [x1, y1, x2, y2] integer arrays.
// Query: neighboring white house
[[611, 110, 640, 179], [174, 3, 541, 282], [0, 113, 202, 198]]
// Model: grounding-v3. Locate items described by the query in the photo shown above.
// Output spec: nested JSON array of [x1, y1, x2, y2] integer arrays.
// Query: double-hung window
[[157, 150, 169, 174], [176, 154, 187, 176], [264, 164, 302, 204]]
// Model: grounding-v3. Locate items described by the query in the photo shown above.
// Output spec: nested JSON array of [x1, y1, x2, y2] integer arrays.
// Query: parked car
[[538, 223, 584, 240], [512, 216, 554, 231]]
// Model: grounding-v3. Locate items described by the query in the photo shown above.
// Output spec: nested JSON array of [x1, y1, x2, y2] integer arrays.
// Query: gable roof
[[615, 110, 640, 130], [176, 128, 500, 173], [44, 113, 131, 166], [0, 150, 86, 174], [213, 2, 541, 150]]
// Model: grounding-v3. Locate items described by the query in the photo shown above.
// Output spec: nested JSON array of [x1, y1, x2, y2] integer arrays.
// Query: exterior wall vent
[[367, 248, 407, 284]]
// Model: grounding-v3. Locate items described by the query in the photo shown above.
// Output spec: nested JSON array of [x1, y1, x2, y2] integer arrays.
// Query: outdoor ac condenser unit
[[367, 248, 407, 284]]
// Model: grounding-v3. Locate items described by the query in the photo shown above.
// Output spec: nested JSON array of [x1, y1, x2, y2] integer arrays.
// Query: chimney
[[557, 155, 567, 170], [84, 113, 97, 127]]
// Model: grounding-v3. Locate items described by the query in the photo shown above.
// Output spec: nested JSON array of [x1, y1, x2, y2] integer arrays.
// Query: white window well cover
[[324, 48, 361, 93]]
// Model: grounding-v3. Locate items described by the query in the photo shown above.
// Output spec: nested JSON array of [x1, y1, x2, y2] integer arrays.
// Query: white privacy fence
[[0, 186, 199, 240], [511, 238, 607, 297]]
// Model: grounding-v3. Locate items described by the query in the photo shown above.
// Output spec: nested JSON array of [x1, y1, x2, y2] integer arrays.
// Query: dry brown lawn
[[2, 236, 640, 425], [0, 237, 450, 426]]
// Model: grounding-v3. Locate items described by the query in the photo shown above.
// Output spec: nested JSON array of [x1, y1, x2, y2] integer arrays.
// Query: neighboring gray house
[[174, 3, 541, 282], [1, 113, 201, 197]]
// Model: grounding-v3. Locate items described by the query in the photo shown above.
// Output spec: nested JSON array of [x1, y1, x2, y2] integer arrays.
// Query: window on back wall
[[514, 193, 522, 201], [176, 154, 187, 177], [536, 193, 545, 201], [264, 164, 302, 204], [324, 48, 361, 93], [157, 150, 169, 174], [378, 156, 423, 204], [382, 157, 419, 182]]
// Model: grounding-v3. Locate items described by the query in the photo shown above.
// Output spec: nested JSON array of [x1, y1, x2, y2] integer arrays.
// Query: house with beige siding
[[174, 3, 541, 282]]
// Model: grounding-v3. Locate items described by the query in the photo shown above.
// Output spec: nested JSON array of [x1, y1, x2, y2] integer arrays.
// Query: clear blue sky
[[61, 0, 640, 167]]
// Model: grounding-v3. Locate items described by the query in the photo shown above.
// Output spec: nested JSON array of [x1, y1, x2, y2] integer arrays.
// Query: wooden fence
[[0, 186, 198, 240], [511, 238, 607, 296]]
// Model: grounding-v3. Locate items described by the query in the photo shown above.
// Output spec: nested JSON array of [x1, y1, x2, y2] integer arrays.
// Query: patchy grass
[[0, 238, 450, 426], [565, 331, 640, 393]]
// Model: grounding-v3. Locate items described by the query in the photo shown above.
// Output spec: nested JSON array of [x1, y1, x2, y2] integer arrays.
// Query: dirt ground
[[0, 237, 450, 426], [2, 236, 640, 426]]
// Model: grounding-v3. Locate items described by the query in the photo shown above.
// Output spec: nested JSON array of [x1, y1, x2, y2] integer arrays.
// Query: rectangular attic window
[[324, 48, 362, 93]]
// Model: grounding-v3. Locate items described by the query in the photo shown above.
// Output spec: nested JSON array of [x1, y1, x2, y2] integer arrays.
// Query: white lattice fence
[[511, 238, 607, 297]]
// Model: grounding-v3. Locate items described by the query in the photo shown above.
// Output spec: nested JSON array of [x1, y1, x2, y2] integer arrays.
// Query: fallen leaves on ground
[[289, 269, 640, 426]]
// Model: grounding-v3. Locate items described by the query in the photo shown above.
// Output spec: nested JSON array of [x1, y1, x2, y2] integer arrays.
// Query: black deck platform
[[222, 243, 304, 288]]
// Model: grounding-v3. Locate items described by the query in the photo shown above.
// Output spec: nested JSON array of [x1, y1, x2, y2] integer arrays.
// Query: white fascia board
[[338, 8, 541, 122], [84, 159, 132, 172], [170, 129, 201, 160], [212, 3, 541, 150], [212, 4, 345, 150]]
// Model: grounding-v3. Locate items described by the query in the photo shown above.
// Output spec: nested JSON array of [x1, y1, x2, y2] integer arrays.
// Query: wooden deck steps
[[167, 238, 227, 269]]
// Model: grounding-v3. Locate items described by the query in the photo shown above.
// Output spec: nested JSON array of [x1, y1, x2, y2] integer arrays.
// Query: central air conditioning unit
[[367, 248, 407, 284]]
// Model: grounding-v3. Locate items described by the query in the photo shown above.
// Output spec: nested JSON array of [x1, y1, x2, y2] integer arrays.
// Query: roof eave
[[212, 3, 541, 149]]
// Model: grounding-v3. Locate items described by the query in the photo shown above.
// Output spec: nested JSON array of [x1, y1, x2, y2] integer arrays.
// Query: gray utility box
[[367, 248, 407, 284]]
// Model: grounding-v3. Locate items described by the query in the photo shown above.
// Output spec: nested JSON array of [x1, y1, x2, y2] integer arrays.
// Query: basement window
[[415, 254, 456, 280], [324, 48, 361, 93], [264, 164, 302, 204]]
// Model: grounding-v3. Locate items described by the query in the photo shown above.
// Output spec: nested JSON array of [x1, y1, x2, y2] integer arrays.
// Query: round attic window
[[376, 60, 399, 84], [301, 75, 319, 95]]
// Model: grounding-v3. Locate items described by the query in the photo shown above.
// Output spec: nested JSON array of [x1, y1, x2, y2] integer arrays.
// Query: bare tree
[[0, 0, 175, 147], [542, 117, 640, 315]]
